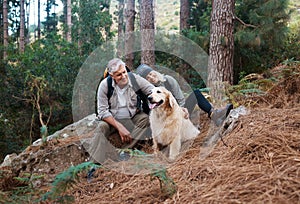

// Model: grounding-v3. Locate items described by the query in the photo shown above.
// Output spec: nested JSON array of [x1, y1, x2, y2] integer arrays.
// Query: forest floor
[[68, 63, 300, 203], [1, 63, 299, 203]]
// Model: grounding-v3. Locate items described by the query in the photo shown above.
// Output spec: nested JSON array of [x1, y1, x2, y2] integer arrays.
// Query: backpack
[[95, 69, 150, 116]]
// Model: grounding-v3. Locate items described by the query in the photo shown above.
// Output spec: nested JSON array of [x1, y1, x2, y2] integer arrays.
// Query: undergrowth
[[226, 61, 300, 107], [2, 151, 177, 203], [41, 161, 100, 203], [121, 149, 177, 197], [0, 173, 45, 204]]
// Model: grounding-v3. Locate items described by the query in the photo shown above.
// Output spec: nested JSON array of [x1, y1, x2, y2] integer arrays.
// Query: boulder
[[0, 114, 98, 187]]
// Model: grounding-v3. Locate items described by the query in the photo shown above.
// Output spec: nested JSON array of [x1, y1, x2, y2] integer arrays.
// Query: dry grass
[[70, 64, 300, 203], [1, 64, 299, 203]]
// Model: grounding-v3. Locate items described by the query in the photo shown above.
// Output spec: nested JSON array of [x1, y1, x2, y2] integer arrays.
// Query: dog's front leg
[[169, 136, 181, 161], [152, 137, 159, 155]]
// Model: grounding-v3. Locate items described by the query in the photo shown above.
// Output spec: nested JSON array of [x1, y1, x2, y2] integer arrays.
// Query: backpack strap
[[105, 72, 150, 114], [128, 72, 150, 114], [106, 66, 130, 100], [106, 75, 114, 100], [106, 73, 135, 100], [95, 69, 137, 116]]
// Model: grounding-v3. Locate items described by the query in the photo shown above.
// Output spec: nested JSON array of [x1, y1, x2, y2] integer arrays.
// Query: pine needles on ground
[[41, 162, 100, 203], [120, 149, 177, 197]]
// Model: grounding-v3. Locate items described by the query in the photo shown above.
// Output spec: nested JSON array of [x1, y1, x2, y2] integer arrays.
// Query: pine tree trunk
[[77, 0, 82, 55], [124, 0, 136, 69], [140, 0, 155, 66], [67, 0, 72, 42], [20, 0, 25, 53], [26, 2, 30, 44], [179, 0, 190, 80], [180, 0, 189, 32], [63, 0, 67, 40], [46, 0, 50, 32], [38, 0, 41, 39], [207, 0, 234, 103], [3, 0, 8, 59], [117, 0, 125, 58]]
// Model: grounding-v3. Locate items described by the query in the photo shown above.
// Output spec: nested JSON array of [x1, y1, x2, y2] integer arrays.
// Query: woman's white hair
[[107, 58, 125, 74]]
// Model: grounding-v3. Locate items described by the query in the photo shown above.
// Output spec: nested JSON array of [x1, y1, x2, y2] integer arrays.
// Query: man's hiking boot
[[87, 166, 96, 183], [119, 151, 131, 161], [209, 103, 234, 127]]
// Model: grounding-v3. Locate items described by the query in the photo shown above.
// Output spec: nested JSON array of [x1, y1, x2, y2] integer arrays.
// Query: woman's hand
[[182, 107, 189, 119]]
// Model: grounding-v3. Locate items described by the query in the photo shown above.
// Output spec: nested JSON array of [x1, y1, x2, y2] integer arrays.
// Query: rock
[[0, 153, 17, 167], [0, 114, 98, 187], [200, 106, 249, 159], [32, 114, 98, 146]]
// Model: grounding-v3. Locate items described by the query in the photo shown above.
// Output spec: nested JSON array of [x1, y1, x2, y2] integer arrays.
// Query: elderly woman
[[135, 64, 233, 127]]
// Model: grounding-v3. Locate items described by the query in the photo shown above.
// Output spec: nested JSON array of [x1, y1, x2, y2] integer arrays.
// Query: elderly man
[[88, 58, 154, 164]]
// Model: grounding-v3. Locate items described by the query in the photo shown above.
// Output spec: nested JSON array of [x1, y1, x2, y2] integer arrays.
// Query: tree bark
[[20, 0, 25, 53], [77, 0, 82, 54], [180, 0, 190, 32], [38, 0, 41, 39], [140, 0, 155, 66], [117, 0, 125, 58], [3, 0, 8, 59], [179, 0, 190, 80], [207, 0, 234, 103], [26, 2, 30, 44], [124, 0, 136, 69], [67, 0, 72, 42]]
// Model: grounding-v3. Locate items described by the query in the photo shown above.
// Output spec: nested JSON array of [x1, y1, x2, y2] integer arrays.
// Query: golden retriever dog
[[148, 87, 200, 160]]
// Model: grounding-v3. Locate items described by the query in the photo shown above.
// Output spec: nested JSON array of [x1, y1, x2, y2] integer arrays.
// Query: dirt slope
[[69, 64, 300, 203], [1, 64, 298, 203]]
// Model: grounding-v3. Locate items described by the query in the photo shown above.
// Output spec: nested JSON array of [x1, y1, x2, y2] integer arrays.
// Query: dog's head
[[148, 87, 177, 110]]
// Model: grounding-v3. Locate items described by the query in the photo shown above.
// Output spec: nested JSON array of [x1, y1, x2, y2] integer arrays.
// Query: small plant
[[151, 168, 177, 197], [0, 173, 46, 203], [119, 149, 177, 198], [14, 173, 45, 189], [24, 73, 51, 145], [41, 162, 100, 203]]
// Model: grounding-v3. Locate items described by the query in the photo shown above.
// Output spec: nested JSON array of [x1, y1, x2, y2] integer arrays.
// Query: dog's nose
[[148, 96, 153, 102]]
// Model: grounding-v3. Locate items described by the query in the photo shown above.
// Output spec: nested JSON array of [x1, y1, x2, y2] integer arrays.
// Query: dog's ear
[[167, 91, 177, 108]]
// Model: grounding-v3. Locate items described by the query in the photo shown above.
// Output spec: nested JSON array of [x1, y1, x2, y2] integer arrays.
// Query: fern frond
[[42, 162, 100, 202]]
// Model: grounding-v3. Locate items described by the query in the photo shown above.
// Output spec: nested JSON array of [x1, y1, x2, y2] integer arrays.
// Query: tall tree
[[19, 0, 25, 53], [207, 0, 234, 102], [37, 0, 41, 39], [26, 0, 30, 44], [66, 0, 72, 42], [180, 0, 190, 32], [72, 0, 112, 55], [3, 0, 9, 59], [189, 0, 211, 32], [124, 0, 136, 68], [43, 0, 58, 35], [233, 0, 291, 80], [179, 0, 191, 81], [140, 0, 155, 66], [117, 0, 125, 57], [45, 0, 51, 31]]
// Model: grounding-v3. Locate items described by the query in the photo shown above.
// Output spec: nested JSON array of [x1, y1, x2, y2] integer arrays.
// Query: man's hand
[[117, 124, 132, 143], [103, 116, 132, 143], [182, 107, 189, 119]]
